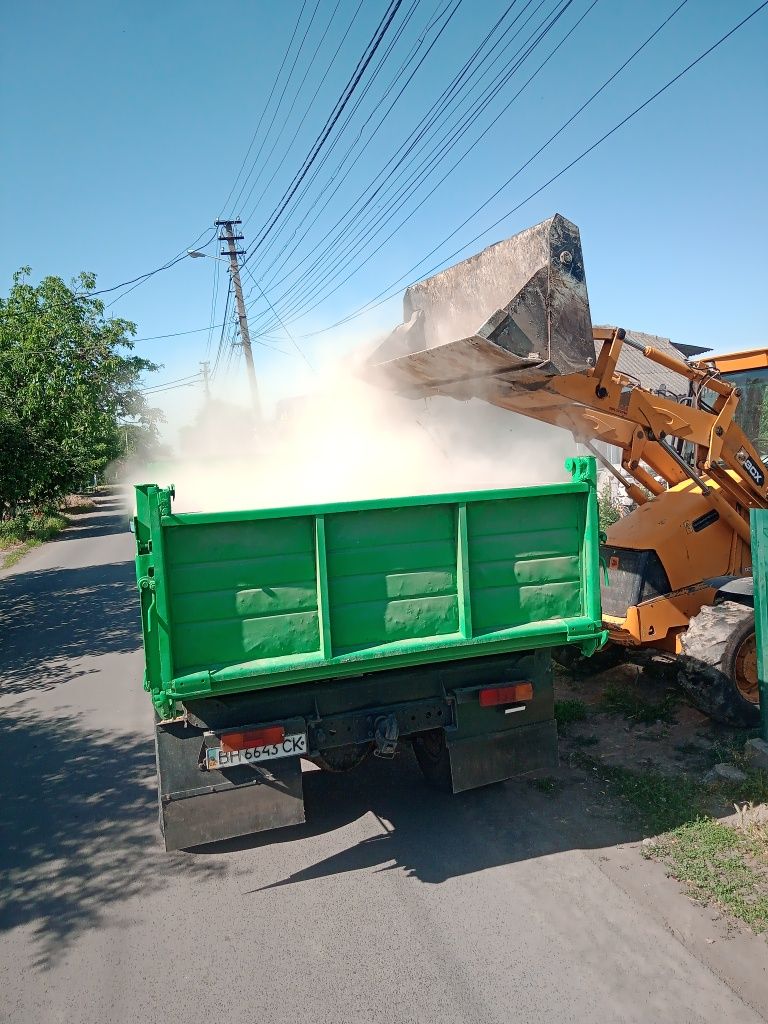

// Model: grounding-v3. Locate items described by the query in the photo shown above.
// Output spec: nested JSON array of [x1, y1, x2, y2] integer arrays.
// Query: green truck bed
[[134, 456, 604, 850], [134, 457, 604, 719]]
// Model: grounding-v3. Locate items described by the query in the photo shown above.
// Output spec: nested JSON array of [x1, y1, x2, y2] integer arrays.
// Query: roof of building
[[595, 327, 710, 398]]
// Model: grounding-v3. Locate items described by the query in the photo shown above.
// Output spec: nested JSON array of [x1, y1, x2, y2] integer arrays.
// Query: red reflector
[[219, 726, 285, 752], [479, 683, 533, 707]]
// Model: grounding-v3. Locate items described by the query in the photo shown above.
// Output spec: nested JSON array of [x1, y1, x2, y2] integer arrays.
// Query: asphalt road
[[1, 494, 766, 1024]]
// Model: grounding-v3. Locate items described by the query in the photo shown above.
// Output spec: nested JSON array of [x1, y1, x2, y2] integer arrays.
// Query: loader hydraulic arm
[[565, 330, 768, 540]]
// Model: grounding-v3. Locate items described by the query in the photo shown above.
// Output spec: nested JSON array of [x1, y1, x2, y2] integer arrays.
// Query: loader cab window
[[720, 367, 768, 460]]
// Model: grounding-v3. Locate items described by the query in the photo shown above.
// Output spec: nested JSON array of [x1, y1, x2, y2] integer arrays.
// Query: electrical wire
[[235, 0, 351, 218], [222, 1, 310, 217], [211, 281, 234, 379], [251, 0, 579, 329], [242, 0, 520, 279], [298, 0, 768, 340], [240, 0, 433, 237], [140, 373, 202, 392], [248, 0, 405, 256], [241, 0, 460, 281], [254, 0, 683, 332], [139, 380, 202, 396], [205, 258, 221, 359], [243, 0, 558, 314], [241, 263, 315, 372], [92, 227, 216, 304]]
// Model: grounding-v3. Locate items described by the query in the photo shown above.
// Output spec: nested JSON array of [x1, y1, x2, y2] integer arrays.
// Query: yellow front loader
[[367, 214, 768, 725]]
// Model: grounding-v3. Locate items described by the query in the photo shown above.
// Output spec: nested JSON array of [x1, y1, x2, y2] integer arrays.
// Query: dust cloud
[[124, 361, 574, 514]]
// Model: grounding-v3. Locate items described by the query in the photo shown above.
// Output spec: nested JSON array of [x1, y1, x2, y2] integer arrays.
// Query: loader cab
[[699, 348, 768, 459]]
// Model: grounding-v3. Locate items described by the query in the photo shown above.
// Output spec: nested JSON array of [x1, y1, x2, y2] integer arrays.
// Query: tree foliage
[[0, 268, 161, 516]]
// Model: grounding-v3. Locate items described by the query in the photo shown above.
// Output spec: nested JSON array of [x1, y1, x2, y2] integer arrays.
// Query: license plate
[[206, 734, 307, 770]]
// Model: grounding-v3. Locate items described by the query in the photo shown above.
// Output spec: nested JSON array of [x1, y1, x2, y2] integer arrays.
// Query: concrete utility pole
[[215, 219, 259, 416], [200, 360, 211, 401]]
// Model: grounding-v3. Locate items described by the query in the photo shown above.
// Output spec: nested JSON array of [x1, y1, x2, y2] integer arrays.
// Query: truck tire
[[311, 743, 372, 772], [677, 601, 759, 727], [412, 729, 452, 791]]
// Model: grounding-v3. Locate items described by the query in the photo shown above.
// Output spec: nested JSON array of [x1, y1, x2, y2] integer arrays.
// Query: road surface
[[1, 494, 766, 1023]]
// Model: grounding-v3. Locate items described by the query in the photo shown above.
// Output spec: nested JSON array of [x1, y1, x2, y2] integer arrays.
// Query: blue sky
[[2, 0, 766, 425]]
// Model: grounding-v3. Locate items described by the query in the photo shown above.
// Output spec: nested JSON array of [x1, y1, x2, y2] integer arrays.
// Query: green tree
[[0, 268, 160, 516]]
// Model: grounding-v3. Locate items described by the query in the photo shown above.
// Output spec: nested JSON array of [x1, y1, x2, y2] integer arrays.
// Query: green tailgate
[[134, 457, 604, 717]]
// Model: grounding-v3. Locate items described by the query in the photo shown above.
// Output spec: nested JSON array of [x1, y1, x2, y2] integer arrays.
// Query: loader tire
[[677, 601, 759, 727], [412, 729, 452, 792]]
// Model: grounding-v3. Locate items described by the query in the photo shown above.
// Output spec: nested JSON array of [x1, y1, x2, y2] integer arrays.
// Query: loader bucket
[[366, 213, 594, 402]]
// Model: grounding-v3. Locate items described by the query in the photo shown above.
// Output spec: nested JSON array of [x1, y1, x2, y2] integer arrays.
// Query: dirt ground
[[554, 656, 747, 779]]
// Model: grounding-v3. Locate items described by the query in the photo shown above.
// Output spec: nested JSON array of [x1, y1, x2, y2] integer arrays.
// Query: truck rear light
[[219, 725, 285, 752], [479, 683, 533, 707]]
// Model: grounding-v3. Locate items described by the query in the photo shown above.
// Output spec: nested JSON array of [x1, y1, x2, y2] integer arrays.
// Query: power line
[[235, 0, 351, 218], [132, 325, 220, 342], [140, 380, 202, 397], [256, 0, 692, 334], [130, 322, 292, 345], [88, 227, 215, 301], [247, 0, 406, 257], [240, 263, 315, 372], [243, 0, 557, 312], [242, 0, 460, 279], [140, 373, 202, 391], [221, 1, 310, 217], [251, 0, 579, 330], [237, 0, 367, 229], [205, 258, 221, 359], [243, 0, 523, 279], [211, 279, 234, 379], [297, 0, 768, 340], [240, 0, 432, 239]]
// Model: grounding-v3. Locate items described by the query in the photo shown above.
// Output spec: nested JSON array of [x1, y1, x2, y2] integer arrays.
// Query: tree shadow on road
[[54, 511, 128, 541], [0, 562, 140, 694], [0, 703, 223, 969]]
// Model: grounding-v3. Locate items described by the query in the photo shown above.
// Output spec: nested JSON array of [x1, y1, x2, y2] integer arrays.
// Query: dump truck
[[134, 463, 604, 850], [367, 213, 768, 727]]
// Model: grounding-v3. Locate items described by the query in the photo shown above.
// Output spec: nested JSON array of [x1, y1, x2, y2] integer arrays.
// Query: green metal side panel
[[134, 457, 605, 716], [750, 509, 768, 742]]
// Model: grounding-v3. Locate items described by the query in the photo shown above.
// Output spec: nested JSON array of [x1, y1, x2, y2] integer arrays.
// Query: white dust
[[122, 361, 574, 514]]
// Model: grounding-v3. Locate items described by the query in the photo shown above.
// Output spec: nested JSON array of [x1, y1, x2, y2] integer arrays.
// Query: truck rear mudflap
[[155, 718, 306, 851], [154, 651, 557, 851]]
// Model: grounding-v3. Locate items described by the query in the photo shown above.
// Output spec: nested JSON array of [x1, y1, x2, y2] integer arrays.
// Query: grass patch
[[598, 682, 679, 725], [579, 752, 768, 929], [554, 699, 588, 735], [580, 755, 704, 834], [578, 754, 768, 833], [0, 510, 68, 567], [654, 818, 768, 932]]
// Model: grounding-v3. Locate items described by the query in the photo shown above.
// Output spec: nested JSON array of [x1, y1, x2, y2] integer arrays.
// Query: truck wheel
[[412, 729, 452, 791], [311, 743, 372, 772], [553, 642, 626, 676], [678, 601, 759, 727]]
